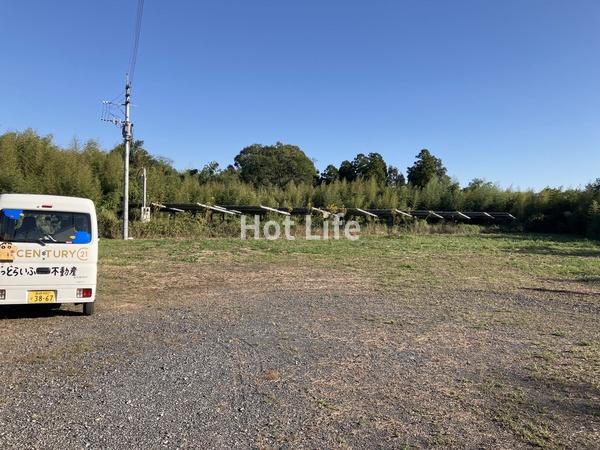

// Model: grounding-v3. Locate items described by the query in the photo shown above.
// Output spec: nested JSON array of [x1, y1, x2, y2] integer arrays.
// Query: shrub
[[97, 208, 121, 238]]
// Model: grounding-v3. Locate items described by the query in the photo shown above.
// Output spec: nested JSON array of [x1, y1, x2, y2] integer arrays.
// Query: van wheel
[[83, 302, 94, 316]]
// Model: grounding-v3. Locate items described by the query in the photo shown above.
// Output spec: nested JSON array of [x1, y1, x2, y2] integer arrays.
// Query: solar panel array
[[138, 203, 516, 222]]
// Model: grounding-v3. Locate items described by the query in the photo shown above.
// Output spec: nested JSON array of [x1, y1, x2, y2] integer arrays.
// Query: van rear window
[[0, 210, 92, 244]]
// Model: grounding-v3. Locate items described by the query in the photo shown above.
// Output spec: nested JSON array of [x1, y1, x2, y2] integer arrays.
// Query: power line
[[128, 0, 145, 83], [101, 0, 145, 240]]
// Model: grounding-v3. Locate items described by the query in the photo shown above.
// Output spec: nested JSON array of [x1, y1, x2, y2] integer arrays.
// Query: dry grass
[[2, 233, 597, 448], [92, 234, 600, 447]]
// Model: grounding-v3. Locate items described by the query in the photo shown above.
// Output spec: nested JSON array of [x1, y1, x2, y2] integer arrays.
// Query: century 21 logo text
[[14, 248, 89, 261]]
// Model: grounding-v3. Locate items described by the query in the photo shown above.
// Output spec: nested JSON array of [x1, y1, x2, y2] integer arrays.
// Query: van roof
[[0, 194, 96, 213]]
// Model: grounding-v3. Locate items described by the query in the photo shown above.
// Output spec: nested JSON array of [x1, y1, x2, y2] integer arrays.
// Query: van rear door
[[0, 209, 97, 301]]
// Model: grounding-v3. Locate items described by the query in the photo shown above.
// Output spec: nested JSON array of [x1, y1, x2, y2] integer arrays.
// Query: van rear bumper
[[0, 286, 96, 305]]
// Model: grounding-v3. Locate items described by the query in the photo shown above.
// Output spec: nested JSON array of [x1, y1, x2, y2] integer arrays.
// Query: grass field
[[1, 233, 599, 448], [101, 232, 600, 292], [98, 233, 600, 447]]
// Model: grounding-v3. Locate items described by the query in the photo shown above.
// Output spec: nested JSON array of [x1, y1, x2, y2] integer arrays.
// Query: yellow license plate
[[28, 291, 56, 304]]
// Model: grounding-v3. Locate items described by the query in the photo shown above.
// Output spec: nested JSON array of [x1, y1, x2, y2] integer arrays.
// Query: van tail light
[[76, 288, 93, 298], [0, 290, 5, 300]]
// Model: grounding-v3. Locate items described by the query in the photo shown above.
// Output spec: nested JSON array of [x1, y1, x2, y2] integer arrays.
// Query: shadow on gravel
[[0, 305, 81, 320], [521, 287, 600, 296], [514, 371, 600, 419], [508, 246, 600, 257], [481, 233, 588, 243]]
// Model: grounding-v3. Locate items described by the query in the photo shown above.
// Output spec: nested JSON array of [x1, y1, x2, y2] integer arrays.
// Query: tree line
[[1, 129, 599, 237]]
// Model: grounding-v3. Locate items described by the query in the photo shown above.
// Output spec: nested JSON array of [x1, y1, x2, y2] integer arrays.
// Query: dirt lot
[[0, 234, 599, 449]]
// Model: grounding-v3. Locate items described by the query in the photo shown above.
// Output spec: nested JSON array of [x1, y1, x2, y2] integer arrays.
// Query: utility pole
[[140, 167, 151, 223], [122, 77, 133, 240], [142, 167, 147, 209], [100, 0, 144, 238]]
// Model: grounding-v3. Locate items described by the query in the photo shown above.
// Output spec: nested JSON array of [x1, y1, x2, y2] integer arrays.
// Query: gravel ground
[[0, 290, 598, 449], [0, 241, 599, 449]]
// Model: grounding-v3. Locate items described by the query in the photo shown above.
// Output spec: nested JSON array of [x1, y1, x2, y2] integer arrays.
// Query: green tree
[[353, 152, 387, 184], [0, 132, 25, 192], [586, 178, 600, 193], [197, 161, 221, 184], [406, 149, 449, 188], [319, 164, 339, 184], [4, 129, 600, 238], [386, 166, 405, 187], [337, 153, 388, 184], [338, 160, 355, 182], [234, 142, 317, 188]]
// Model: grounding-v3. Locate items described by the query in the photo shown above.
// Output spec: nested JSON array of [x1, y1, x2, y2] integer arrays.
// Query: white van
[[0, 194, 98, 315]]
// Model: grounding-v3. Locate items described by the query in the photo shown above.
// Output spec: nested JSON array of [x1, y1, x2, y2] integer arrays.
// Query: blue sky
[[1, 0, 599, 190]]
